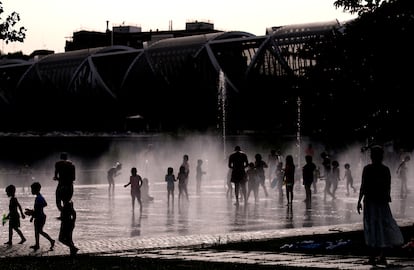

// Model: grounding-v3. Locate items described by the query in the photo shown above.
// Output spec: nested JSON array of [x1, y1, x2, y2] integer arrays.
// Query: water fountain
[[218, 69, 227, 159]]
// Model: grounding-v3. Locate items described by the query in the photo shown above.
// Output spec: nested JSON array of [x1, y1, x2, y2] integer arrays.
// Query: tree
[[0, 1, 26, 43], [333, 0, 388, 15]]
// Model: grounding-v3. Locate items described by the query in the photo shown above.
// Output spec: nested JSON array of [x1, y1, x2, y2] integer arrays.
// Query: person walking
[[53, 152, 76, 213], [302, 155, 316, 208], [124, 167, 143, 213], [343, 163, 357, 196], [4, 185, 26, 245], [58, 196, 79, 256], [228, 146, 249, 205], [357, 146, 404, 266], [25, 182, 55, 251]]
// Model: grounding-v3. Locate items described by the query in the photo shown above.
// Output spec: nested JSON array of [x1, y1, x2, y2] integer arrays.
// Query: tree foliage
[[304, 0, 414, 147], [0, 1, 26, 43], [333, 0, 387, 15]]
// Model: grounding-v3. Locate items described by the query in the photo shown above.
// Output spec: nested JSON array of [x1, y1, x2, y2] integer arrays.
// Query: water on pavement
[[0, 178, 413, 245]]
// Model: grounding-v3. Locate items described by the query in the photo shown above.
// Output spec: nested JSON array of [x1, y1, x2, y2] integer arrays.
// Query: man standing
[[53, 152, 76, 212], [228, 146, 248, 205]]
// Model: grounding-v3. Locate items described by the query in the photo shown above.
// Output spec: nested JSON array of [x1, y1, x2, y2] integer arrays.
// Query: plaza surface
[[0, 176, 414, 269]]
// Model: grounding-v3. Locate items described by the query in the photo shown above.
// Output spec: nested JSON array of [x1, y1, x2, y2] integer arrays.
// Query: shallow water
[[0, 178, 412, 245]]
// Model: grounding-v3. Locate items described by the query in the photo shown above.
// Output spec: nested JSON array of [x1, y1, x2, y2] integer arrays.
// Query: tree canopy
[[0, 1, 26, 43], [334, 0, 388, 15]]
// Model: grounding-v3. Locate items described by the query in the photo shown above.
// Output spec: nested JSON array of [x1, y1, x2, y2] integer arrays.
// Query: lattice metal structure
[[0, 20, 345, 132]]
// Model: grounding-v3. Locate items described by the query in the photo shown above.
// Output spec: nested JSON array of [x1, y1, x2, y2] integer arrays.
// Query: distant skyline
[[1, 0, 357, 55]]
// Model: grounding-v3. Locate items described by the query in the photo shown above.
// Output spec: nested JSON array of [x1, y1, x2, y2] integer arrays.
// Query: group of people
[[2, 145, 408, 265], [2, 152, 78, 256], [106, 160, 155, 213], [226, 144, 407, 266], [227, 146, 303, 206], [164, 155, 207, 206]]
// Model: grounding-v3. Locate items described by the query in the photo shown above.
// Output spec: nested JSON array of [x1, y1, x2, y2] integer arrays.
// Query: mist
[[0, 133, 411, 190]]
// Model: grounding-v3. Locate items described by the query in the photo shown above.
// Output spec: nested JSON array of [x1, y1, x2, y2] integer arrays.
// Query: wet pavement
[[1, 177, 414, 269]]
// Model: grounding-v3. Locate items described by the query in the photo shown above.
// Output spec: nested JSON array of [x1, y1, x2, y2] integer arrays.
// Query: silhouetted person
[[228, 146, 248, 205], [267, 149, 280, 182], [58, 194, 78, 256], [396, 155, 410, 199], [343, 163, 357, 195], [107, 162, 122, 196], [141, 178, 154, 203], [246, 162, 258, 203], [4, 185, 26, 245], [331, 160, 340, 198], [313, 166, 320, 194], [321, 152, 334, 201], [181, 154, 190, 194], [25, 182, 55, 251], [196, 159, 206, 195], [124, 167, 143, 213], [165, 167, 176, 206], [19, 163, 32, 193], [177, 165, 189, 202], [302, 155, 316, 208], [274, 162, 284, 200], [255, 153, 269, 197], [54, 152, 76, 212], [357, 146, 404, 266], [283, 155, 295, 206]]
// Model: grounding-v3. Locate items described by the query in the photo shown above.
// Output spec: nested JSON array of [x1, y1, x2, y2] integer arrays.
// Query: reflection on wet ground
[[0, 178, 412, 244]]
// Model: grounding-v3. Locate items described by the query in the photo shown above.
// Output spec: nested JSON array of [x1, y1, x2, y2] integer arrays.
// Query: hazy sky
[[1, 0, 357, 55]]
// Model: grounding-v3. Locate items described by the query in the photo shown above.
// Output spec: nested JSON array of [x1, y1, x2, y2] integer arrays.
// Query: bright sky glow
[[1, 0, 357, 55]]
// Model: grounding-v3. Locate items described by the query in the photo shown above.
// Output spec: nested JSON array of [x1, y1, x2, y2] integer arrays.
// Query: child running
[[124, 167, 143, 213], [4, 184, 26, 245], [25, 182, 55, 251]]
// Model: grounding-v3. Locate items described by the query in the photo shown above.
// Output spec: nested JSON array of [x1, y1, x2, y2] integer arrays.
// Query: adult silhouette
[[357, 146, 404, 266], [228, 146, 248, 205], [53, 152, 75, 213]]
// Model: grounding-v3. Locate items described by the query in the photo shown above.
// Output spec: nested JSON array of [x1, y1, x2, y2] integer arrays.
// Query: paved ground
[[0, 178, 414, 269]]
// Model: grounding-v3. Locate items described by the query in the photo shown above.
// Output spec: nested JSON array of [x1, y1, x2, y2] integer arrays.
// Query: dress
[[165, 174, 175, 191], [360, 163, 404, 248]]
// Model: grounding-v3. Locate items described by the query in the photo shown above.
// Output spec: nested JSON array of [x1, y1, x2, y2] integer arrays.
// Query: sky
[[1, 0, 357, 55]]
